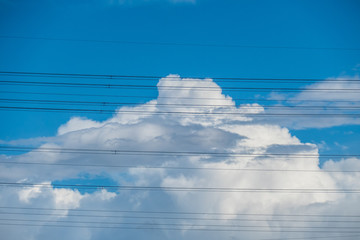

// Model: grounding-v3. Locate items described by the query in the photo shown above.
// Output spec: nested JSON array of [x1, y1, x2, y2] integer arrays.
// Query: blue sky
[[1, 0, 359, 154], [0, 1, 360, 239]]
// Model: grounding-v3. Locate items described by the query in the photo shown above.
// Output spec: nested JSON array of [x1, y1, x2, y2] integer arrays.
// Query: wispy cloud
[[265, 75, 360, 129]]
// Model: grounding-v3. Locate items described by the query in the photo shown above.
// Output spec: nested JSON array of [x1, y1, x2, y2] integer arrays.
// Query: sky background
[[0, 0, 360, 239], [0, 0, 360, 151]]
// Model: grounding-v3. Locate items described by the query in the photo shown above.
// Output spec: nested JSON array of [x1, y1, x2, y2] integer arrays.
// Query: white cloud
[[265, 76, 360, 129], [57, 117, 103, 135], [53, 188, 84, 209], [18, 182, 47, 203], [1, 75, 359, 239]]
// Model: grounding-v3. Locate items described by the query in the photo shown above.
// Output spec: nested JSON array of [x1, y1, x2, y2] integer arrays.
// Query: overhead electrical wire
[[1, 211, 360, 223], [2, 222, 360, 233], [0, 182, 359, 193], [2, 75, 359, 85], [1, 80, 359, 92], [0, 218, 358, 230], [0, 146, 358, 158], [2, 206, 360, 218], [1, 98, 360, 110], [1, 106, 359, 117], [1, 36, 360, 51], [1, 90, 359, 103], [0, 71, 360, 83], [3, 72, 358, 84], [1, 161, 358, 173]]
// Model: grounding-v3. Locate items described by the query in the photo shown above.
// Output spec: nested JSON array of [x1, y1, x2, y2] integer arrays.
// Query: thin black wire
[[1, 182, 359, 193], [2, 211, 360, 223], [2, 206, 360, 218], [0, 222, 360, 233], [1, 90, 359, 103], [1, 106, 360, 117], [2, 73, 360, 85], [1, 36, 360, 51], [1, 98, 360, 109], [2, 101, 360, 112], [1, 80, 359, 92], [0, 72, 359, 85], [1, 161, 358, 173], [0, 146, 357, 158], [2, 148, 338, 158], [0, 218, 358, 230]]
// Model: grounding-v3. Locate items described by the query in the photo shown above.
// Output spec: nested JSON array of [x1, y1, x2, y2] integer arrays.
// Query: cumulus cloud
[[0, 75, 359, 239]]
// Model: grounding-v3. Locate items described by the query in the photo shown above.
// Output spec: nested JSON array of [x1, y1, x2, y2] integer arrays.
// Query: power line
[[1, 222, 360, 233], [1, 182, 359, 193], [3, 72, 356, 84], [0, 71, 359, 83], [0, 218, 358, 230], [1, 90, 359, 103], [1, 161, 358, 173], [2, 98, 360, 109], [1, 106, 360, 117], [0, 71, 360, 83], [2, 206, 360, 218], [2, 74, 359, 85], [2, 80, 359, 92], [2, 211, 360, 223], [1, 35, 360, 51], [1, 146, 357, 158]]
